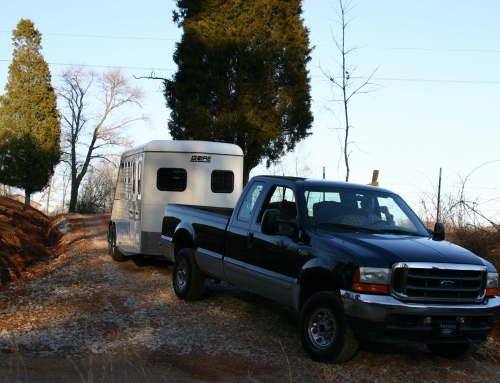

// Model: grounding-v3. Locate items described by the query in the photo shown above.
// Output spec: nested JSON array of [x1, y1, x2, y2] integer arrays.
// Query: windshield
[[300, 186, 429, 236]]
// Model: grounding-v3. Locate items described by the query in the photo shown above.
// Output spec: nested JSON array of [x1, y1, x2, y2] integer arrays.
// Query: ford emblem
[[440, 280, 455, 288], [441, 328, 454, 335]]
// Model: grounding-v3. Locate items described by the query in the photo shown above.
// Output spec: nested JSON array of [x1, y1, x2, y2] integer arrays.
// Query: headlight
[[486, 272, 499, 297], [352, 267, 390, 294]]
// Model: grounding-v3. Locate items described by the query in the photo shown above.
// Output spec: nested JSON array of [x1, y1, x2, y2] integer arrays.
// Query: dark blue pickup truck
[[159, 175, 500, 363]]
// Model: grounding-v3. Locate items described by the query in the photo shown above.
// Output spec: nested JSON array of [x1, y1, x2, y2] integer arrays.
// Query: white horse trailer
[[107, 140, 243, 261]]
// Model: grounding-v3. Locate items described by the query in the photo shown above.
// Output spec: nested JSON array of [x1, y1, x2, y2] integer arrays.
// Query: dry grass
[[4, 328, 28, 383], [278, 338, 293, 382], [1, 312, 165, 383], [68, 312, 162, 383], [448, 227, 500, 272]]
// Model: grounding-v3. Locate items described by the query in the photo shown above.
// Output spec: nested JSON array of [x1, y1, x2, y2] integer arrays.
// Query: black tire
[[299, 291, 359, 363], [107, 226, 113, 255], [426, 342, 480, 360], [109, 225, 124, 262], [173, 248, 205, 301]]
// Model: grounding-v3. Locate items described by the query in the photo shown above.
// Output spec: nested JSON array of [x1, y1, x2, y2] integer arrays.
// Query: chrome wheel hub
[[308, 308, 335, 349], [176, 259, 188, 291]]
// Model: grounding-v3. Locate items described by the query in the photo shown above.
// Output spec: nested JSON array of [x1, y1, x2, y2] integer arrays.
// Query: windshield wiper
[[376, 228, 427, 236], [317, 223, 382, 233]]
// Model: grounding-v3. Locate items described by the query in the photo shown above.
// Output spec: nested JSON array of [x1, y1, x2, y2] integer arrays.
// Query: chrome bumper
[[340, 290, 500, 343], [341, 290, 500, 321]]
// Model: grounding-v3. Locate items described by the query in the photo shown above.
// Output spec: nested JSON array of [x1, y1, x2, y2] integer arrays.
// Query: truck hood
[[323, 232, 484, 268]]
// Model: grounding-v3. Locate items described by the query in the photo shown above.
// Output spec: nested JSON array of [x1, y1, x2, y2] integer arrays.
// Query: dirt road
[[0, 214, 499, 382]]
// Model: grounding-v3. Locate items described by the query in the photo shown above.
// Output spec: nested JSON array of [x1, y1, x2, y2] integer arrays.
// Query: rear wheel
[[173, 248, 205, 301], [109, 225, 124, 262], [299, 291, 359, 363], [107, 226, 113, 255], [426, 342, 480, 359]]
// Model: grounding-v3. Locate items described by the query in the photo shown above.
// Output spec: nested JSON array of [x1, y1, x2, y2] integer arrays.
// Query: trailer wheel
[[173, 248, 205, 301], [107, 226, 113, 255], [299, 291, 359, 363], [109, 225, 124, 262], [426, 342, 480, 360]]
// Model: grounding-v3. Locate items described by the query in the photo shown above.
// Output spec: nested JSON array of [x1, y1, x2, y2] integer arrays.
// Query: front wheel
[[173, 248, 205, 301], [426, 342, 480, 360], [299, 291, 359, 363]]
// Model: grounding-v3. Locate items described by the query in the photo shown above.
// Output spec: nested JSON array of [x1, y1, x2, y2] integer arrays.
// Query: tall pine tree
[[165, 0, 313, 183], [0, 19, 61, 207]]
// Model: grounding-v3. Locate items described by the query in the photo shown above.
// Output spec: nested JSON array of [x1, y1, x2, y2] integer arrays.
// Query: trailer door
[[131, 157, 142, 246]]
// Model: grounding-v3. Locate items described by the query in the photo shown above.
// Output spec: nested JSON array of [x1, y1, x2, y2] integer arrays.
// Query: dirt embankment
[[0, 196, 66, 286]]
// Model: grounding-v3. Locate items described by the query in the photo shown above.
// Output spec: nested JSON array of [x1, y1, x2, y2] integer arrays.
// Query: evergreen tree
[[0, 19, 61, 206], [165, 0, 313, 183]]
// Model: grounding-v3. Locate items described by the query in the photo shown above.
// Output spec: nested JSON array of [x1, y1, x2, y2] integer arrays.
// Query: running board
[[117, 244, 140, 256]]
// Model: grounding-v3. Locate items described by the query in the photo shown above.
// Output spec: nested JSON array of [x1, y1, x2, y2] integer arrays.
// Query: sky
[[1, 0, 499, 224]]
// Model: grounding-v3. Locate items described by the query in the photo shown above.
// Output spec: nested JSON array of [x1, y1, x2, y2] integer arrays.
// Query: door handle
[[246, 233, 254, 248]]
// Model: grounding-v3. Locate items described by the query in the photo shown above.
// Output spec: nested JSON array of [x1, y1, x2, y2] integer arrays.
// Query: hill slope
[[0, 196, 60, 286]]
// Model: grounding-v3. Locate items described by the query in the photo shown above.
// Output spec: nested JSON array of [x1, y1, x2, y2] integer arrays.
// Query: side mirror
[[261, 209, 280, 235], [432, 222, 446, 240], [261, 209, 300, 238]]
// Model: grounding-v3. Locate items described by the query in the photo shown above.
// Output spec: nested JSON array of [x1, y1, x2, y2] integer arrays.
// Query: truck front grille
[[390, 262, 487, 303]]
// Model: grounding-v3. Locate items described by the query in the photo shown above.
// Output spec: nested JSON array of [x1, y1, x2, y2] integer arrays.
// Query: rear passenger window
[[211, 170, 234, 193], [157, 168, 187, 191], [237, 181, 265, 221]]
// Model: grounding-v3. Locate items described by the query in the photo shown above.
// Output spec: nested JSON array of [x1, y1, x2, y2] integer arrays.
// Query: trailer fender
[[111, 220, 131, 245]]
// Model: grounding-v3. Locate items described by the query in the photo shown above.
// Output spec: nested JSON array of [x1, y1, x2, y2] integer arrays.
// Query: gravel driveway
[[0, 214, 499, 383]]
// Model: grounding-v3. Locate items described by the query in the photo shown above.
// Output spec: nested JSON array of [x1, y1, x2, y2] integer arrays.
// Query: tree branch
[[133, 71, 167, 81]]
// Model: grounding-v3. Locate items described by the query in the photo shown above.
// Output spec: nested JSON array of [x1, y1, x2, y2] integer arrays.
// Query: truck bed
[[161, 204, 234, 259], [175, 204, 234, 217]]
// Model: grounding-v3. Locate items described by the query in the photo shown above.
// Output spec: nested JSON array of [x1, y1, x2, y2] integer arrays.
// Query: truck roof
[[250, 175, 394, 194], [122, 140, 244, 157]]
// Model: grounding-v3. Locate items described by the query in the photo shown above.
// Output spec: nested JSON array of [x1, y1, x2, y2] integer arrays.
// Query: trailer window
[[211, 171, 234, 193], [132, 163, 136, 194], [125, 161, 132, 199], [157, 168, 187, 191], [138, 162, 142, 198]]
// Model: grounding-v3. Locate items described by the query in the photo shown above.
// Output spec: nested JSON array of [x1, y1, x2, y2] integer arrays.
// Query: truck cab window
[[157, 168, 187, 191], [237, 181, 265, 221], [258, 186, 297, 234], [303, 190, 342, 225]]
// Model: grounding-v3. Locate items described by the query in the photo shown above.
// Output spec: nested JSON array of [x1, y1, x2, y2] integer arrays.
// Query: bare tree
[[0, 184, 11, 196], [59, 162, 71, 213], [32, 162, 72, 215], [322, 0, 380, 181], [76, 159, 118, 214], [415, 161, 500, 231], [58, 65, 148, 212], [254, 141, 317, 178]]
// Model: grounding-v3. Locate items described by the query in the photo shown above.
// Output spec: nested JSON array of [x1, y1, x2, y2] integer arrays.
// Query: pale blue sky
[[1, 1, 499, 222]]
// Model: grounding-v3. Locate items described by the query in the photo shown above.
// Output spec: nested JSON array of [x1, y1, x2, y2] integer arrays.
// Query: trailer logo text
[[190, 155, 211, 163]]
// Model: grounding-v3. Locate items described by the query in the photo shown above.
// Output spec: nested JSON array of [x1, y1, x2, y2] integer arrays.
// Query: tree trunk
[[46, 176, 52, 214], [243, 170, 250, 186], [68, 178, 80, 213], [24, 190, 31, 208]]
